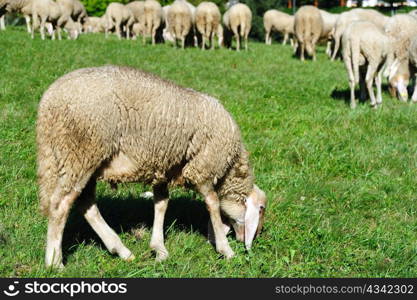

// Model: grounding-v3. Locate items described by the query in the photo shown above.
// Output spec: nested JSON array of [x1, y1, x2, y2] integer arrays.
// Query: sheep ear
[[244, 195, 260, 250]]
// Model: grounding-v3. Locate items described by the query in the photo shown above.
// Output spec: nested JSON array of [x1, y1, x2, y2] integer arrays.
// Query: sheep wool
[[37, 66, 266, 267]]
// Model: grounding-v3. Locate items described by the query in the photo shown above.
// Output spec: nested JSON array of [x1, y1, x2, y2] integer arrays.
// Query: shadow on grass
[[62, 193, 208, 261], [331, 88, 372, 106]]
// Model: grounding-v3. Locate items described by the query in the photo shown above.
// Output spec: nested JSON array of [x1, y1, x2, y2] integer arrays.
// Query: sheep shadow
[[331, 87, 371, 106], [62, 191, 209, 261]]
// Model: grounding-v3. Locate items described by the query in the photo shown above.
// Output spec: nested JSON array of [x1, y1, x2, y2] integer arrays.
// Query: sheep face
[[220, 185, 266, 250]]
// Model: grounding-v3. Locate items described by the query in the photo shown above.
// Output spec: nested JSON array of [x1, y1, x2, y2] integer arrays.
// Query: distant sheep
[[294, 5, 323, 61], [263, 9, 294, 46], [223, 3, 252, 51], [142, 0, 162, 45], [331, 8, 388, 61], [384, 14, 417, 102], [36, 65, 267, 268], [167, 0, 193, 49], [195, 1, 221, 50], [105, 2, 134, 40], [342, 21, 393, 108]]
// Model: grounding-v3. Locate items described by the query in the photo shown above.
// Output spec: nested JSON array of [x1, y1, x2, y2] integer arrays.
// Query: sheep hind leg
[[375, 70, 383, 106], [149, 183, 170, 262], [200, 187, 234, 259], [45, 188, 80, 269], [78, 180, 134, 262], [365, 64, 378, 108]]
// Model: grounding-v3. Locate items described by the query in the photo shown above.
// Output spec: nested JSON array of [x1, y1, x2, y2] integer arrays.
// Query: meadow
[[1, 27, 417, 277]]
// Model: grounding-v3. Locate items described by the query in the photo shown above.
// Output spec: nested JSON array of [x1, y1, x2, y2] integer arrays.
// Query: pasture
[[1, 27, 417, 277]]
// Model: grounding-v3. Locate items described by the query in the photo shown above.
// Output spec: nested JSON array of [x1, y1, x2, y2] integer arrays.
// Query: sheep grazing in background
[[126, 1, 145, 38], [223, 3, 252, 51], [195, 1, 221, 50], [142, 0, 162, 45], [71, 0, 86, 32], [294, 5, 323, 61], [5, 0, 33, 34], [36, 65, 267, 268], [342, 21, 394, 109], [319, 10, 339, 57], [105, 2, 134, 40], [83, 16, 105, 33], [167, 0, 193, 49], [384, 14, 417, 102], [263, 9, 294, 46], [162, 4, 175, 43], [331, 8, 388, 61], [30, 0, 61, 40]]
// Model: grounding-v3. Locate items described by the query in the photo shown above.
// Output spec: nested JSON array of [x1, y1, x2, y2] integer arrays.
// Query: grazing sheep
[[331, 8, 388, 61], [384, 14, 417, 102], [162, 4, 175, 43], [195, 1, 221, 50], [83, 16, 105, 33], [342, 21, 394, 109], [263, 9, 294, 46], [223, 3, 251, 51], [5, 0, 33, 34], [30, 0, 61, 40], [105, 2, 134, 40], [294, 5, 323, 61], [167, 0, 193, 49], [319, 9, 338, 57], [142, 0, 162, 45], [126, 1, 145, 37], [72, 0, 86, 31], [37, 65, 267, 268]]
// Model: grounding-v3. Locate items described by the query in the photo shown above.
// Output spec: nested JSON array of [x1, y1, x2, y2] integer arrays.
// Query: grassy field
[[1, 27, 417, 278]]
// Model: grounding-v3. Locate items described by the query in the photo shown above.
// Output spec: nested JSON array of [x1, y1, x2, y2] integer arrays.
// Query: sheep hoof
[[155, 251, 169, 262], [219, 247, 235, 259], [124, 253, 136, 262]]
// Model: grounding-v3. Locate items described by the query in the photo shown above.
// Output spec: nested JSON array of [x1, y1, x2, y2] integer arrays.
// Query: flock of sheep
[[0, 0, 254, 50], [266, 5, 417, 108]]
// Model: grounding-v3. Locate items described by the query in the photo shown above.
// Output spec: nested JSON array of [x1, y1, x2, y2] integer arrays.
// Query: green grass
[[1, 27, 417, 277]]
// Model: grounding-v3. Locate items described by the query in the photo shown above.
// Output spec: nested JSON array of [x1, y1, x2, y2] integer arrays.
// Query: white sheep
[[195, 1, 221, 50], [263, 9, 294, 46], [331, 8, 388, 61], [167, 0, 193, 49], [105, 2, 134, 40], [384, 14, 417, 102], [36, 65, 267, 268], [294, 5, 323, 61], [342, 21, 394, 109], [126, 1, 145, 37], [142, 0, 162, 45], [319, 9, 339, 57], [223, 2, 251, 51], [5, 0, 34, 34]]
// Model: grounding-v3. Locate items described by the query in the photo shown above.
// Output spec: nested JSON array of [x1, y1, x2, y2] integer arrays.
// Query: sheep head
[[219, 184, 267, 250]]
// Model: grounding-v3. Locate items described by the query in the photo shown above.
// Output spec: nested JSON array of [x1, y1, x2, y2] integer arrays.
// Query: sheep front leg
[[412, 75, 417, 103], [79, 180, 135, 261], [25, 15, 31, 33], [201, 189, 234, 259], [150, 183, 170, 261]]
